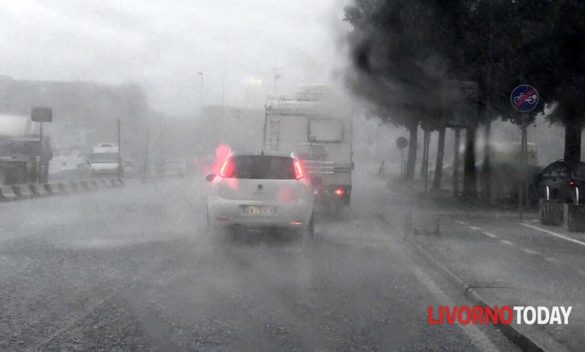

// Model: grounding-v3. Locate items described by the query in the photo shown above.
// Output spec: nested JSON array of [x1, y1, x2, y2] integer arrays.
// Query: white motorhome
[[263, 85, 353, 208], [90, 143, 120, 177]]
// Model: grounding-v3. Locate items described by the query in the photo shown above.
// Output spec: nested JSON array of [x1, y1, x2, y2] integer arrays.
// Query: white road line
[[521, 248, 539, 255], [521, 222, 585, 248], [456, 220, 468, 225], [410, 265, 501, 352], [482, 231, 498, 239], [469, 226, 481, 231], [544, 257, 561, 264], [500, 240, 514, 247]]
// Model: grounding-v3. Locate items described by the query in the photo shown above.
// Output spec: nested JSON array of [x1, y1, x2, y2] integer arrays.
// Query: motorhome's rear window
[[308, 118, 344, 142]]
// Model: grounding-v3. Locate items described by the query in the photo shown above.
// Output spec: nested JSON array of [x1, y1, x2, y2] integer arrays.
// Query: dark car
[[532, 160, 585, 203]]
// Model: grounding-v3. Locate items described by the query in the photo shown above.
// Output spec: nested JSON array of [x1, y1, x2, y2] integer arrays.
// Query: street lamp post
[[198, 72, 204, 108]]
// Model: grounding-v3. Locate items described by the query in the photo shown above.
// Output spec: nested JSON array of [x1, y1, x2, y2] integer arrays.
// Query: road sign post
[[396, 137, 408, 177], [31, 107, 52, 183], [510, 85, 539, 220]]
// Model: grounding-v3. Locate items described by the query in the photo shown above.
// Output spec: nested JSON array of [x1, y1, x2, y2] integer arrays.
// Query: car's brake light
[[334, 187, 345, 197], [219, 159, 234, 178], [293, 160, 304, 180], [568, 179, 577, 188]]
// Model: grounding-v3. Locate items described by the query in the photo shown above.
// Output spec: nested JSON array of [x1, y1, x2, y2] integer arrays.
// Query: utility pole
[[222, 73, 226, 107], [117, 119, 122, 179], [143, 128, 150, 182], [37, 122, 43, 183], [198, 72, 204, 108]]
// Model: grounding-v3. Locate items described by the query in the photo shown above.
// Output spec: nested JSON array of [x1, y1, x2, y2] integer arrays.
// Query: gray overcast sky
[[0, 0, 346, 114]]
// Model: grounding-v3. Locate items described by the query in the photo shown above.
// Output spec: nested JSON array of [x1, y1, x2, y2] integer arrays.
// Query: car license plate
[[242, 206, 275, 216]]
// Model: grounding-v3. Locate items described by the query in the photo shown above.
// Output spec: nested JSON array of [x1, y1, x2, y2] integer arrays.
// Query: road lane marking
[[403, 237, 502, 352], [456, 220, 468, 225], [500, 240, 514, 247], [482, 231, 498, 239], [521, 248, 539, 255], [469, 226, 481, 231], [410, 265, 501, 352], [521, 222, 585, 248], [544, 257, 561, 264]]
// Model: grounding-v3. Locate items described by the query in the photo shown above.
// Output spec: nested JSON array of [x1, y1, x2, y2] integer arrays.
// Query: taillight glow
[[334, 188, 346, 197], [568, 179, 577, 188], [294, 160, 304, 179], [219, 159, 234, 178]]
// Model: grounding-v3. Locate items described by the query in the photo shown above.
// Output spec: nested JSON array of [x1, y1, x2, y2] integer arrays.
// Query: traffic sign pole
[[519, 113, 528, 221], [510, 85, 539, 221], [396, 137, 408, 178]]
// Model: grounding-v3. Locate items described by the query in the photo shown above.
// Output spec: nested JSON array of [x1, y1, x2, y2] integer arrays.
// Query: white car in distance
[[206, 153, 314, 237]]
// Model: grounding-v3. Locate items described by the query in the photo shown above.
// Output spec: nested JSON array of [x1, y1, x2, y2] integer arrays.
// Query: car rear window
[[231, 156, 295, 179]]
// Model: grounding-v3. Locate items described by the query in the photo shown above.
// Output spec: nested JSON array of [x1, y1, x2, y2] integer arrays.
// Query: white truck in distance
[[90, 143, 120, 177], [263, 85, 353, 209]]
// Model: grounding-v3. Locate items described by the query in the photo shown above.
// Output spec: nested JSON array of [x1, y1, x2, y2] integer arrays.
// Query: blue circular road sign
[[511, 85, 539, 113]]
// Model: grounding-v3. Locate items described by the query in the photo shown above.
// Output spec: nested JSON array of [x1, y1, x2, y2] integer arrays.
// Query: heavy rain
[[1, 1, 584, 351]]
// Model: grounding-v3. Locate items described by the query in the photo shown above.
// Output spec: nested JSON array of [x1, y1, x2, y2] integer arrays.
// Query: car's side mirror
[[206, 174, 216, 182]]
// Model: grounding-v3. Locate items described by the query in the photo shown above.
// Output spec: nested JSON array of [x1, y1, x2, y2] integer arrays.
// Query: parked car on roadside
[[531, 160, 585, 203]]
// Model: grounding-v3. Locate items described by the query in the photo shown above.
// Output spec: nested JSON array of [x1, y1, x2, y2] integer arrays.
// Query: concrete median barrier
[[0, 177, 128, 203], [563, 204, 585, 232], [540, 199, 564, 226], [12, 185, 34, 199], [30, 184, 50, 197], [45, 183, 66, 196], [0, 185, 19, 201], [43, 183, 54, 195]]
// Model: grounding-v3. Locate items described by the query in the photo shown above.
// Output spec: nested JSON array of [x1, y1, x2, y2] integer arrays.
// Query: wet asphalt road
[[0, 175, 519, 351]]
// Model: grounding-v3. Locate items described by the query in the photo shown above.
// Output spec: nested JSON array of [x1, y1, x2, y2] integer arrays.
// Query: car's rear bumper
[[209, 198, 313, 228]]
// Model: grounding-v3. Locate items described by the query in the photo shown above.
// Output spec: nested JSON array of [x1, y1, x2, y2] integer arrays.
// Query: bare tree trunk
[[463, 124, 478, 199], [433, 126, 446, 189], [481, 120, 492, 203], [420, 128, 431, 190], [453, 128, 461, 197], [564, 117, 582, 166], [405, 121, 418, 180]]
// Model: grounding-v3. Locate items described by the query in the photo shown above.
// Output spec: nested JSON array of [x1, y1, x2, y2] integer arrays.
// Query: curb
[[379, 213, 568, 352], [0, 178, 124, 202]]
